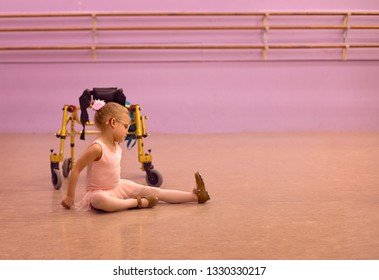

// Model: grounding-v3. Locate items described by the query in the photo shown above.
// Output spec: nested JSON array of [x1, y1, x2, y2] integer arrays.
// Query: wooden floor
[[0, 132, 378, 260]]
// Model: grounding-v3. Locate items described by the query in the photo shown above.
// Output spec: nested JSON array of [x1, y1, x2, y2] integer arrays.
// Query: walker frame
[[49, 88, 163, 189]]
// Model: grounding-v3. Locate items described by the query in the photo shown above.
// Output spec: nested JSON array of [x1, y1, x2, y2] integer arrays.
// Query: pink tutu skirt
[[74, 179, 155, 211]]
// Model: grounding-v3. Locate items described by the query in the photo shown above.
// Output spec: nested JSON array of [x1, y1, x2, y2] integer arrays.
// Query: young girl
[[61, 100, 210, 212]]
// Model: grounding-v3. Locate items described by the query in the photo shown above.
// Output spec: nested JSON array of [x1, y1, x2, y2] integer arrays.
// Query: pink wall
[[1, 1, 379, 133], [1, 61, 379, 133], [1, 1, 379, 12]]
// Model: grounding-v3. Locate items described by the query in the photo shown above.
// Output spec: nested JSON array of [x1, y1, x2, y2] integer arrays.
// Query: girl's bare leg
[[90, 192, 153, 212], [149, 188, 198, 203], [122, 172, 210, 204]]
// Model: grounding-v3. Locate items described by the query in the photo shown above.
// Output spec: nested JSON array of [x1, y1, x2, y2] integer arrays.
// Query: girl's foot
[[193, 172, 210, 204], [136, 195, 159, 208]]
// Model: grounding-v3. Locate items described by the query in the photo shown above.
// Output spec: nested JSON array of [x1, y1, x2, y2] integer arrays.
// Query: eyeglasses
[[116, 120, 131, 131]]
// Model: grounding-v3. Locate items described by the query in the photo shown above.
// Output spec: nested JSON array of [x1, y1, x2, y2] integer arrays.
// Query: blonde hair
[[94, 102, 130, 131]]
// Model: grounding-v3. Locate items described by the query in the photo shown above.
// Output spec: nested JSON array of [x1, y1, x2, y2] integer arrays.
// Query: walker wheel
[[62, 158, 72, 178], [51, 169, 62, 190], [145, 169, 163, 187]]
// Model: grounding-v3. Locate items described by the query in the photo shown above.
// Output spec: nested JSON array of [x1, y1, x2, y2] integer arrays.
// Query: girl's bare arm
[[61, 143, 102, 209]]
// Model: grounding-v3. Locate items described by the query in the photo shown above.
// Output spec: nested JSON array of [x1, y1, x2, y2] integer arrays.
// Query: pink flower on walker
[[92, 99, 106, 111]]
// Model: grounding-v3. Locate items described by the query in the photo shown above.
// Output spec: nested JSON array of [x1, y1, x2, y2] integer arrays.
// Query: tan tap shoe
[[193, 172, 210, 204], [136, 195, 159, 208]]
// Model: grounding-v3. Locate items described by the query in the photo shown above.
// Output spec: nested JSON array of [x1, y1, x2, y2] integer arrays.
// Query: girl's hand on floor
[[61, 196, 74, 209]]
